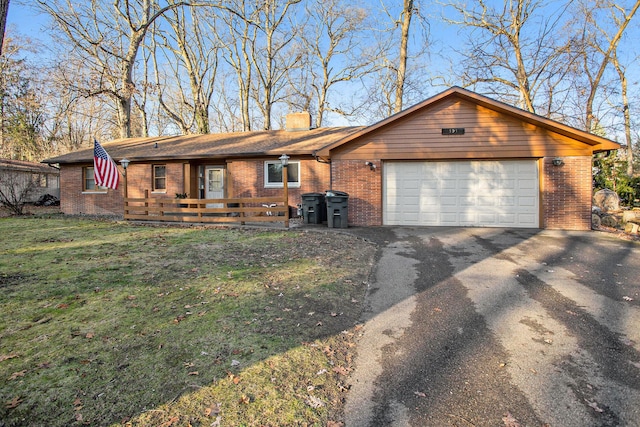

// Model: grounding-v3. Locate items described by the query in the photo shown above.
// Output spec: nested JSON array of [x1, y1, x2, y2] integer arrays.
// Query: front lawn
[[0, 216, 376, 426]]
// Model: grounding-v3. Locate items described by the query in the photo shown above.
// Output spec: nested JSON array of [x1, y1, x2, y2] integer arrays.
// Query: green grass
[[0, 216, 376, 426]]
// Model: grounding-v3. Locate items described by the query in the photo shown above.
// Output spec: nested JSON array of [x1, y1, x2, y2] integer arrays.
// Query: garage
[[317, 87, 620, 230], [384, 160, 539, 227]]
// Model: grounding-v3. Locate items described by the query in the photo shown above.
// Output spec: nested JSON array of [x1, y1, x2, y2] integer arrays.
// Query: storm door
[[204, 166, 224, 208]]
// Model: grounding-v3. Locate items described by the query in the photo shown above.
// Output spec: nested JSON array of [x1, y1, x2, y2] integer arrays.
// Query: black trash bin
[[325, 190, 349, 228], [301, 193, 326, 224]]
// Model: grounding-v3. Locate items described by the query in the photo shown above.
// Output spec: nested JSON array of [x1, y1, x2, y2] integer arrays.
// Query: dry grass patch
[[0, 217, 376, 426]]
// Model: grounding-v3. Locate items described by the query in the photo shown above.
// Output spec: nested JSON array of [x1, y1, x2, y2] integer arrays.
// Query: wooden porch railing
[[123, 195, 290, 227]]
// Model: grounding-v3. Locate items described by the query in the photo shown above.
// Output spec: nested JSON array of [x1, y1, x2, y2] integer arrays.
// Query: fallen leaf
[[327, 421, 344, 427], [305, 395, 325, 408], [5, 396, 23, 409], [188, 371, 199, 376], [57, 303, 69, 309], [0, 353, 19, 362], [204, 403, 220, 417], [9, 370, 26, 380], [239, 394, 250, 404], [73, 397, 82, 408], [85, 332, 94, 339], [413, 391, 427, 398], [585, 399, 604, 413], [502, 412, 520, 427], [333, 366, 350, 375]]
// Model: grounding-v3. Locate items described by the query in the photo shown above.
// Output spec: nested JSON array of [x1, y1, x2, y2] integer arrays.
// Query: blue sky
[[4, 1, 639, 137]]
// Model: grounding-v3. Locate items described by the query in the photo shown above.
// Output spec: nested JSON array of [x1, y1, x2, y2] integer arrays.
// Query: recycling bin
[[301, 193, 326, 224], [325, 190, 349, 228]]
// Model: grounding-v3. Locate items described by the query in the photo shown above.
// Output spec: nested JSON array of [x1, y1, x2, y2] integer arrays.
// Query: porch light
[[120, 158, 130, 170], [279, 154, 290, 166], [552, 157, 564, 166]]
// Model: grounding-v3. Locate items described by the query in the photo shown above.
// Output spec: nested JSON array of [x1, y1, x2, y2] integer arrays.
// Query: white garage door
[[384, 160, 539, 227]]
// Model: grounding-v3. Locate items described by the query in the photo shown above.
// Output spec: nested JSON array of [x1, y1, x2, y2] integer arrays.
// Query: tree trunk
[[0, 0, 9, 56], [584, 0, 640, 132], [394, 0, 413, 114], [612, 52, 633, 176]]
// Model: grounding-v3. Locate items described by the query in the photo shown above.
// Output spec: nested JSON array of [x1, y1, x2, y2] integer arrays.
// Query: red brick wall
[[60, 165, 124, 216], [60, 163, 186, 216], [330, 157, 594, 230], [124, 162, 185, 199], [542, 156, 593, 230], [228, 158, 330, 210], [330, 160, 382, 226]]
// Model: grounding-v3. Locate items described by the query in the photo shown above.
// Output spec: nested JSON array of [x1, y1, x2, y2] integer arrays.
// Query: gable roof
[[43, 126, 364, 165], [1, 158, 59, 174], [315, 86, 620, 157]]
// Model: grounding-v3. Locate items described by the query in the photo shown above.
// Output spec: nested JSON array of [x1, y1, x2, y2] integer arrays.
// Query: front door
[[205, 166, 224, 208]]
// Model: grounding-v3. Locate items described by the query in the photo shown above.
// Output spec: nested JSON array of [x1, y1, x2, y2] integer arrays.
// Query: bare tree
[[444, 0, 574, 114], [297, 0, 377, 126], [35, 0, 194, 139], [0, 167, 36, 215], [151, 5, 219, 134], [41, 54, 119, 154], [0, 34, 47, 161], [571, 0, 640, 134], [214, 1, 255, 131], [249, 0, 302, 130], [358, 0, 429, 120]]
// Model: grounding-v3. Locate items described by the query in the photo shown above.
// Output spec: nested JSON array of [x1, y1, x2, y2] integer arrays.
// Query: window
[[83, 167, 106, 192], [264, 161, 300, 188], [153, 165, 167, 191]]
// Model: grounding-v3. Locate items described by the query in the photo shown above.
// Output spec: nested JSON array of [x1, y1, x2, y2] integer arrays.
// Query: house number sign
[[442, 128, 465, 135]]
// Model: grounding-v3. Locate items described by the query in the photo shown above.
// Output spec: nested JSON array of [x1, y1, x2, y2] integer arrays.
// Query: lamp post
[[120, 158, 130, 216], [279, 154, 289, 228]]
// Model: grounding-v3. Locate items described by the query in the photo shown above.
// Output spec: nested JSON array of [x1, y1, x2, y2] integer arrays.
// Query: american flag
[[93, 139, 120, 190]]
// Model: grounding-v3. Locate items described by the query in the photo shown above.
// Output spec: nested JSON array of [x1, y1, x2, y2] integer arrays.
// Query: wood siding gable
[[318, 87, 619, 161]]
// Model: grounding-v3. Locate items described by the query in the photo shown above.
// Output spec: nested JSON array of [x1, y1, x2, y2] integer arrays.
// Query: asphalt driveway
[[341, 227, 640, 427]]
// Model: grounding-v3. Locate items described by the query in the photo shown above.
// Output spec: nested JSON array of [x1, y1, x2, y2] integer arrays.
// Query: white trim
[[264, 160, 301, 188]]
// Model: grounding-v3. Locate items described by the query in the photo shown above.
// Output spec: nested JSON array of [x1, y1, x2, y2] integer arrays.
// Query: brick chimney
[[285, 112, 312, 131]]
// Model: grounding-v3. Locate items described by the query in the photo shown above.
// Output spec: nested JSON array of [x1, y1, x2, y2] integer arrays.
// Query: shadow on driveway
[[340, 227, 640, 427]]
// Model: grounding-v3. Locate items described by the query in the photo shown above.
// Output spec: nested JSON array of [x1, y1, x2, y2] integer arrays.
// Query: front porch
[[124, 192, 291, 227]]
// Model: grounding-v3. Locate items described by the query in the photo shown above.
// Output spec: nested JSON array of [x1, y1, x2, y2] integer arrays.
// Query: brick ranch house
[[43, 87, 619, 230]]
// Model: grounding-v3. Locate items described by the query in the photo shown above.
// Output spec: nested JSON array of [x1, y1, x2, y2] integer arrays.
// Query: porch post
[[280, 154, 290, 228], [119, 158, 130, 219]]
